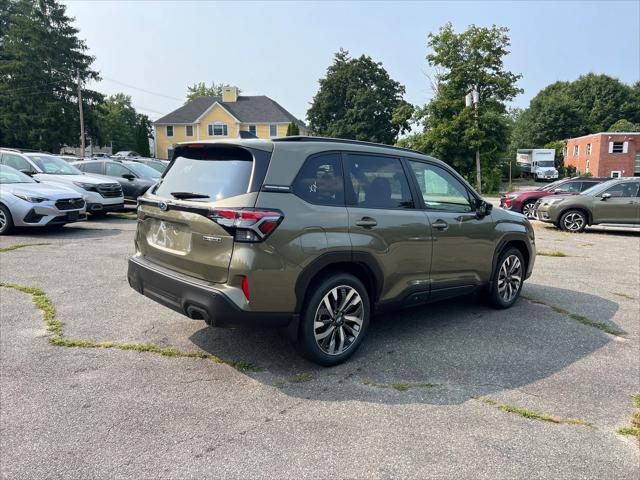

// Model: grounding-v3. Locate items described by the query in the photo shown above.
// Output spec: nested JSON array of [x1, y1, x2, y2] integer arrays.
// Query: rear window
[[154, 146, 254, 202]]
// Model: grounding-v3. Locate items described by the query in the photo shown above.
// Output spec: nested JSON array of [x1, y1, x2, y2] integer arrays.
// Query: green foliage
[[544, 139, 567, 176], [134, 115, 152, 156], [405, 24, 521, 187], [307, 49, 413, 144], [185, 82, 240, 102], [608, 119, 640, 132], [286, 121, 300, 136], [0, 0, 101, 152], [95, 93, 149, 153]]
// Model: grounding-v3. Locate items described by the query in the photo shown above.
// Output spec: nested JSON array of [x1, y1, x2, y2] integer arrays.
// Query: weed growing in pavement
[[477, 397, 592, 427], [611, 292, 635, 300], [523, 296, 625, 336], [0, 282, 258, 372], [537, 250, 568, 257], [0, 242, 50, 252], [288, 373, 315, 383], [361, 379, 442, 391], [617, 394, 640, 444]]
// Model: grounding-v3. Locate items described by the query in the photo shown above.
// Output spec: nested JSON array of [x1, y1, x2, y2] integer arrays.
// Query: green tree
[[286, 121, 300, 136], [0, 0, 101, 152], [96, 93, 139, 152], [307, 49, 413, 144], [185, 82, 241, 103], [134, 114, 152, 156], [400, 23, 521, 192], [608, 119, 640, 132]]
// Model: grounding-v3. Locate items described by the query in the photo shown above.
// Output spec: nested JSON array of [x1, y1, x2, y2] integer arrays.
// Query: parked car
[[112, 151, 141, 159], [127, 138, 536, 366], [0, 150, 124, 216], [91, 153, 112, 159], [536, 177, 640, 232], [73, 160, 160, 202], [129, 158, 169, 174], [56, 155, 82, 163], [500, 177, 609, 218], [0, 164, 86, 234]]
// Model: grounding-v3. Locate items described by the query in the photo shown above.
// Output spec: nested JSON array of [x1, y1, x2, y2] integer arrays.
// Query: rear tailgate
[[135, 143, 271, 284]]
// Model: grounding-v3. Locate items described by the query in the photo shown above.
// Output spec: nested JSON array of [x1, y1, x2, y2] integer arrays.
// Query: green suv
[[128, 138, 536, 365]]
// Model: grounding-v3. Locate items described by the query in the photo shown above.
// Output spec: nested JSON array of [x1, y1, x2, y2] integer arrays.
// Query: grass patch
[[479, 397, 592, 427], [523, 296, 625, 336], [617, 393, 640, 444], [107, 212, 137, 220], [274, 378, 286, 387], [0, 242, 50, 252], [0, 282, 257, 371], [611, 292, 635, 300], [362, 379, 442, 391], [288, 373, 315, 383], [537, 250, 568, 257], [362, 378, 388, 388]]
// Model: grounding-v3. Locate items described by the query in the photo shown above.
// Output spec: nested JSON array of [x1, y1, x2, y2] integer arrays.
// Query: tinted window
[[81, 162, 103, 174], [293, 153, 344, 206], [1, 153, 32, 171], [154, 148, 254, 201], [409, 161, 473, 212], [106, 163, 131, 177], [603, 182, 640, 198], [345, 154, 413, 209], [553, 181, 581, 193], [580, 181, 599, 192], [126, 162, 160, 178]]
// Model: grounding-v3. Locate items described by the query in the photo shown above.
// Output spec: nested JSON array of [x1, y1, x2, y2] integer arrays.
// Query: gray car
[[0, 165, 86, 235]]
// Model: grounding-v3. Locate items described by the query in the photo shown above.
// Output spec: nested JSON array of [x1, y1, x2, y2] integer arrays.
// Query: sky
[[63, 0, 640, 122]]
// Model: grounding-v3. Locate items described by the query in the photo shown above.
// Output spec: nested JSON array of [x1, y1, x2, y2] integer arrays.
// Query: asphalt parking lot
[[1, 210, 639, 479]]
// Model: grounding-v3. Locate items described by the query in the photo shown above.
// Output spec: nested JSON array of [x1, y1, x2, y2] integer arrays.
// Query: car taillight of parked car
[[207, 208, 284, 243]]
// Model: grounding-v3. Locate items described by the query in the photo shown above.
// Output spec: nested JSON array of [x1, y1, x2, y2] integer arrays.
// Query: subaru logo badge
[[158, 201, 168, 211]]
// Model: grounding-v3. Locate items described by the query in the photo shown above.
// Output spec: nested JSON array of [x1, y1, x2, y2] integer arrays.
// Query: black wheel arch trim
[[294, 251, 384, 313], [491, 233, 533, 282]]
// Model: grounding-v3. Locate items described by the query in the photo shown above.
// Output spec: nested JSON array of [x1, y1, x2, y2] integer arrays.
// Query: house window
[[248, 125, 257, 136], [166, 125, 174, 137], [586, 143, 592, 155], [208, 122, 228, 136], [269, 124, 278, 137], [562, 146, 567, 157], [185, 125, 193, 137], [573, 145, 579, 156], [610, 141, 625, 153], [585, 159, 590, 173]]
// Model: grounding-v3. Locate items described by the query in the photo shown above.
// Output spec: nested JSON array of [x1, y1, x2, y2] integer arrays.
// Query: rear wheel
[[0, 204, 14, 235], [487, 247, 525, 309], [296, 273, 370, 366], [559, 210, 587, 233]]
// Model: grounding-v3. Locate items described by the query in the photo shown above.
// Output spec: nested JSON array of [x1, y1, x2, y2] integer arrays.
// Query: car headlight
[[72, 181, 97, 192], [13, 193, 49, 203]]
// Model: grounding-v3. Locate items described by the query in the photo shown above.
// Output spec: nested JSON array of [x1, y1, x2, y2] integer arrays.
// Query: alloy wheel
[[497, 255, 522, 303], [0, 209, 6, 232], [313, 285, 363, 356], [562, 212, 585, 231], [522, 202, 536, 219]]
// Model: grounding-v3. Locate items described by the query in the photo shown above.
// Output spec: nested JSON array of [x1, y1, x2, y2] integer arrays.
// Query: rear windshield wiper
[[170, 191, 210, 200]]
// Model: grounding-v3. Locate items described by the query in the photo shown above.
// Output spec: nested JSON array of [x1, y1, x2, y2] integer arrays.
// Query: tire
[[559, 209, 587, 233], [487, 247, 525, 309], [296, 273, 370, 366], [521, 200, 537, 219], [0, 204, 14, 235]]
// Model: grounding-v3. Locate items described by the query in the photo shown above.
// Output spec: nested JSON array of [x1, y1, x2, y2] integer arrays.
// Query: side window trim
[[404, 158, 479, 213]]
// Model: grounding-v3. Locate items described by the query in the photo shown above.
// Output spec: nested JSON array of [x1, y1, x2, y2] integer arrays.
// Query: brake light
[[241, 276, 250, 300], [206, 208, 284, 243]]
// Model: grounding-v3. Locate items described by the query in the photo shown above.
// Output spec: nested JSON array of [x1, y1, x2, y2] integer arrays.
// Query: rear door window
[[1, 153, 32, 171], [293, 153, 344, 206], [154, 146, 255, 201], [106, 162, 132, 177], [81, 162, 104, 174], [344, 154, 413, 209]]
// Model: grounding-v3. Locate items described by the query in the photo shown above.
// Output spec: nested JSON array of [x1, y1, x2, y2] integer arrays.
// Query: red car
[[500, 177, 610, 218]]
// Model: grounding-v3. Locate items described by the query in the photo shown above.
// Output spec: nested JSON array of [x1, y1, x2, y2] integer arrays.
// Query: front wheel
[[0, 204, 14, 235], [521, 200, 537, 219], [559, 210, 587, 233], [296, 273, 370, 366], [487, 248, 525, 309]]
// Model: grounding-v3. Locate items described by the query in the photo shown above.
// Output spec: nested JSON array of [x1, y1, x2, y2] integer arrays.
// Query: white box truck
[[516, 148, 559, 181]]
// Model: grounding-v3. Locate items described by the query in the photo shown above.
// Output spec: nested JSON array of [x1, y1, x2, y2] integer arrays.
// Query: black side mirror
[[476, 199, 493, 218], [20, 169, 34, 176], [122, 173, 135, 181]]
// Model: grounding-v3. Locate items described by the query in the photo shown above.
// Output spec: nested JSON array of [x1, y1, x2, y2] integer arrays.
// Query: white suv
[[0, 150, 124, 215]]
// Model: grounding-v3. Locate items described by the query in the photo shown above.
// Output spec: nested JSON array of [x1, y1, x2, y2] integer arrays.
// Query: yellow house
[[153, 87, 307, 159]]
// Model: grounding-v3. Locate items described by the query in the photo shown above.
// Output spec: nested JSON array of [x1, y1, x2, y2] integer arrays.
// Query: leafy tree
[[400, 23, 521, 192], [286, 121, 300, 136], [134, 114, 152, 156], [185, 82, 241, 103], [95, 93, 139, 152], [0, 0, 101, 152], [608, 119, 640, 132], [307, 49, 413, 145]]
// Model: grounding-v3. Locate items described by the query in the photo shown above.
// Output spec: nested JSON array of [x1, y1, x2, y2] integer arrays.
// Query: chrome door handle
[[432, 220, 449, 231], [356, 217, 377, 228]]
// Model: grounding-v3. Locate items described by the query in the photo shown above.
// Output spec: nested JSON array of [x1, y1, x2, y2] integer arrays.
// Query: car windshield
[[27, 154, 82, 175], [0, 164, 36, 184], [537, 161, 554, 168], [127, 162, 161, 178]]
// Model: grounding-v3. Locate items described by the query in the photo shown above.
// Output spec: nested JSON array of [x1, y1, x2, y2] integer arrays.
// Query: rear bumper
[[127, 255, 294, 328]]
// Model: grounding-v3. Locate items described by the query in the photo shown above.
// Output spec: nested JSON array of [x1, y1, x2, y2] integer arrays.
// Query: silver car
[[0, 165, 86, 235]]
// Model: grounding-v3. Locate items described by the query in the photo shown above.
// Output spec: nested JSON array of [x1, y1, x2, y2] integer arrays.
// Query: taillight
[[241, 276, 250, 300], [206, 208, 284, 243]]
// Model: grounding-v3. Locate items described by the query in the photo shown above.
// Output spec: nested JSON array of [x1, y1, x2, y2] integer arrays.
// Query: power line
[[100, 76, 183, 102]]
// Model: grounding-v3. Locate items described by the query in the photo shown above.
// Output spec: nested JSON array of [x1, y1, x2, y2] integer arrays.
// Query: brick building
[[563, 132, 640, 178]]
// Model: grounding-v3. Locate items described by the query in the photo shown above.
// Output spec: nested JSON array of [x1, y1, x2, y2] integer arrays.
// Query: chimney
[[222, 86, 238, 103]]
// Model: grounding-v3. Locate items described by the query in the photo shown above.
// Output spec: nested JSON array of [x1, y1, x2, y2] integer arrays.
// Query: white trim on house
[[185, 125, 194, 137], [194, 101, 242, 124], [566, 132, 640, 141]]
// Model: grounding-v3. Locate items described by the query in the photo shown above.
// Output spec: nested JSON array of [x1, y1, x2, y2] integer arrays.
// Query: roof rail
[[272, 136, 424, 155]]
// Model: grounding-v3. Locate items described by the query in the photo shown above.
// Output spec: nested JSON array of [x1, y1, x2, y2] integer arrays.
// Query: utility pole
[[465, 86, 482, 194], [77, 69, 85, 158]]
